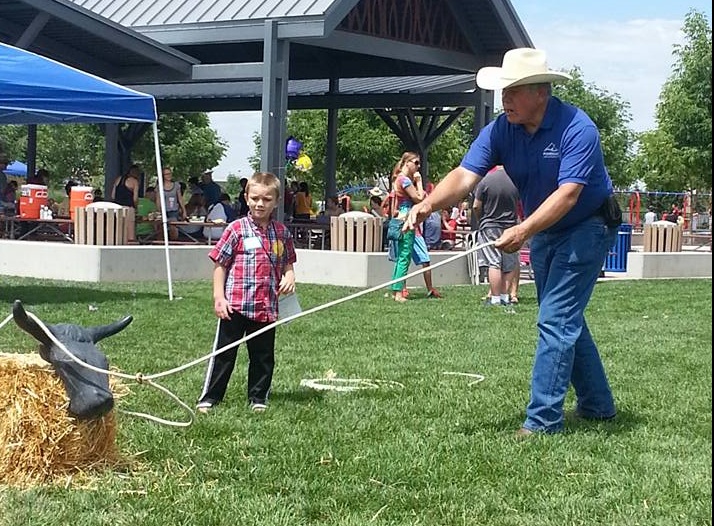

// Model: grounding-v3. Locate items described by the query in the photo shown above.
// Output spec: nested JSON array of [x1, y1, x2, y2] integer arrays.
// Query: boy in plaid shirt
[[197, 172, 296, 413]]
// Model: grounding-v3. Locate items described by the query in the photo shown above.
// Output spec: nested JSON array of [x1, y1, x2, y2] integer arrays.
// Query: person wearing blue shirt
[[200, 169, 222, 206], [406, 48, 619, 436]]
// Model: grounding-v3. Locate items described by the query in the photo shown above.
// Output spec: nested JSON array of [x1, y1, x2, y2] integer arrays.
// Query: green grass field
[[0, 277, 711, 526]]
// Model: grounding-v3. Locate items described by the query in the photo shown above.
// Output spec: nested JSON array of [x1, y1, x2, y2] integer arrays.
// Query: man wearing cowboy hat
[[407, 48, 619, 436]]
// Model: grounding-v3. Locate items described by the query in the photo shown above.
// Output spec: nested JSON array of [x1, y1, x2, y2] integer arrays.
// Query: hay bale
[[0, 352, 125, 487]]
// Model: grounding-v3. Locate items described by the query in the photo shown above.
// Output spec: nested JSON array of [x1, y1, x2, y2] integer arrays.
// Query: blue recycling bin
[[604, 223, 632, 272]]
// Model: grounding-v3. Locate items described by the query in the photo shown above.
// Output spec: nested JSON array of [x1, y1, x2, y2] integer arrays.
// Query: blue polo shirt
[[461, 96, 613, 232]]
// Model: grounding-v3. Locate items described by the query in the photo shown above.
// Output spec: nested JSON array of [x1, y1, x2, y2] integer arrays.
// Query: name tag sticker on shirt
[[244, 236, 261, 250]]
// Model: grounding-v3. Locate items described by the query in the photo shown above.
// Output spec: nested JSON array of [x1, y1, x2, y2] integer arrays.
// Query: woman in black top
[[111, 164, 140, 207]]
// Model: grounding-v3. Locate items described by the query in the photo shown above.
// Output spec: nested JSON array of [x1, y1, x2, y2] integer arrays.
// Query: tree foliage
[[133, 113, 227, 184], [0, 124, 104, 189], [251, 108, 472, 196], [280, 109, 400, 193], [640, 10, 712, 191], [0, 113, 226, 191], [223, 174, 242, 197], [554, 68, 635, 188]]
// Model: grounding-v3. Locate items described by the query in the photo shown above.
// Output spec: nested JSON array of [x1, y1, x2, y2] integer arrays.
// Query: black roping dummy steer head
[[12, 300, 132, 420]]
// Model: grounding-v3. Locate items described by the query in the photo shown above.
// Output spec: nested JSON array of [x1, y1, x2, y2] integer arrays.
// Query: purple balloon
[[285, 137, 302, 160]]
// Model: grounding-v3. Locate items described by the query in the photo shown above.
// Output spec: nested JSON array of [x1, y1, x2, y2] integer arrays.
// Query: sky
[[207, 1, 712, 181]]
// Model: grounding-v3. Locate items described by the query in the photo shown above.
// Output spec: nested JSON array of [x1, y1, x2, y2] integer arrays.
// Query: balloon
[[285, 136, 303, 160], [295, 153, 313, 172]]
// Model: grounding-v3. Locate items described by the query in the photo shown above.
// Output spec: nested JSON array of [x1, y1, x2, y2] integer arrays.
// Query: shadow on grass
[[458, 408, 642, 437], [0, 283, 166, 306], [271, 388, 327, 404], [565, 408, 642, 435]]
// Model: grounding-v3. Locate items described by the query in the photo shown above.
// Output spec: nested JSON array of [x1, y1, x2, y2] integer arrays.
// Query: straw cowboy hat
[[476, 48, 571, 91], [369, 187, 384, 197]]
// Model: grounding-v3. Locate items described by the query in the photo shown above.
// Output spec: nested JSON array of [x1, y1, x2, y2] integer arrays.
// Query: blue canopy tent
[[0, 41, 157, 124], [0, 42, 174, 299], [2, 160, 27, 177]]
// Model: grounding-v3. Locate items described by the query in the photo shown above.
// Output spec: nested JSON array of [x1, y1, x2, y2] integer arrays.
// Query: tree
[[133, 113, 227, 183], [223, 174, 242, 197], [0, 113, 227, 192], [554, 68, 635, 188], [37, 124, 105, 186], [642, 10, 712, 192], [630, 129, 687, 192], [0, 125, 28, 165], [282, 109, 401, 193], [0, 123, 105, 190], [250, 108, 472, 195]]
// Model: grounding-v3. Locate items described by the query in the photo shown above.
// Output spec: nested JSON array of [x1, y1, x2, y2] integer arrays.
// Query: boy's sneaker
[[427, 288, 442, 299], [196, 401, 214, 414], [250, 402, 267, 413]]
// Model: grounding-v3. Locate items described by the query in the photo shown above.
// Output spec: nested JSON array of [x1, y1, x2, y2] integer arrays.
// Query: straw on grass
[[0, 352, 126, 487]]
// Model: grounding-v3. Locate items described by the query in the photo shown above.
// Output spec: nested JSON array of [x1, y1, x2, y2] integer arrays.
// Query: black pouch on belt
[[598, 194, 622, 228]]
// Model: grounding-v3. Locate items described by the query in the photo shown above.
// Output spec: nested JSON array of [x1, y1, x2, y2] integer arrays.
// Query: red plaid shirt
[[209, 216, 296, 322]]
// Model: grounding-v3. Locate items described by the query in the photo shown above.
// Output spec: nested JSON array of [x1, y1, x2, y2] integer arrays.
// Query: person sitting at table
[[57, 180, 78, 218], [293, 182, 312, 221], [324, 196, 343, 218], [203, 192, 234, 241], [441, 208, 457, 250], [135, 186, 158, 242], [157, 166, 186, 241], [315, 197, 342, 226], [180, 193, 207, 240], [1, 180, 17, 214], [111, 164, 140, 208]]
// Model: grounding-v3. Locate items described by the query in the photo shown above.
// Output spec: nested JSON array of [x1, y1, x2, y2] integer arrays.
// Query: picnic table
[[287, 220, 330, 250], [2, 216, 74, 243]]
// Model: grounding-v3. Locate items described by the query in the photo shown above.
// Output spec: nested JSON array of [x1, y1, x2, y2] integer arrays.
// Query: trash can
[[643, 221, 683, 252], [604, 223, 632, 272], [330, 213, 383, 252]]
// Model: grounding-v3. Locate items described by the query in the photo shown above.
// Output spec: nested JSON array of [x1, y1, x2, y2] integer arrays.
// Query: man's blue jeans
[[525, 216, 618, 433]]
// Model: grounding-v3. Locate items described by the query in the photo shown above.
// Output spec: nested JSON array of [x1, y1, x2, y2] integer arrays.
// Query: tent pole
[[152, 123, 173, 301]]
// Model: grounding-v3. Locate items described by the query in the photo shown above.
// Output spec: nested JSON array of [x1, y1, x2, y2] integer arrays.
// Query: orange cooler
[[70, 185, 94, 220], [19, 184, 48, 219]]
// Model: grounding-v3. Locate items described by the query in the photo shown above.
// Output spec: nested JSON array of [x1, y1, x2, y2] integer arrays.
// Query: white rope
[[442, 371, 486, 386], [3, 240, 495, 427], [299, 378, 405, 392], [135, 240, 496, 382]]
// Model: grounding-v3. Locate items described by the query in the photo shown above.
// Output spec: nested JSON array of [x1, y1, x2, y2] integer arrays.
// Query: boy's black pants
[[197, 311, 276, 406]]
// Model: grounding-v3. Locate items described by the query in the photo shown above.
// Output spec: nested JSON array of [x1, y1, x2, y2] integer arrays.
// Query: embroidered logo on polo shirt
[[543, 143, 560, 159]]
